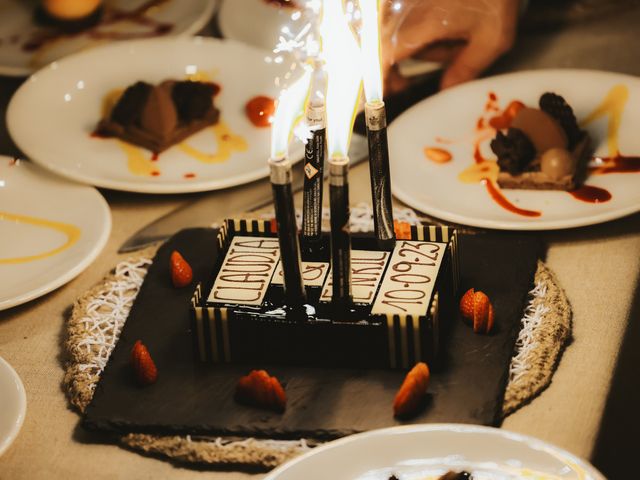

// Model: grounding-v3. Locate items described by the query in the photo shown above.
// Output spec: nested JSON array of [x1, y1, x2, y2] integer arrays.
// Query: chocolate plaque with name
[[320, 250, 390, 305], [372, 240, 446, 316], [207, 236, 280, 306], [272, 261, 329, 287]]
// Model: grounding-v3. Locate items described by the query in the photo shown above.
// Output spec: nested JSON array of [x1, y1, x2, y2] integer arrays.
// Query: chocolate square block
[[191, 219, 459, 369]]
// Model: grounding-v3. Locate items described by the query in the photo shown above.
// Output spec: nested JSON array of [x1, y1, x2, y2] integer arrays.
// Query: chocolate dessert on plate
[[95, 79, 221, 154], [491, 92, 591, 190]]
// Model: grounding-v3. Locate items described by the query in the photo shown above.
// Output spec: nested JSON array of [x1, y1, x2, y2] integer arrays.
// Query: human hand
[[381, 0, 520, 92]]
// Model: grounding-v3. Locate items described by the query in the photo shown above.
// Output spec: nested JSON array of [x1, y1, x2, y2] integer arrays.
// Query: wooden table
[[1, 3, 640, 478]]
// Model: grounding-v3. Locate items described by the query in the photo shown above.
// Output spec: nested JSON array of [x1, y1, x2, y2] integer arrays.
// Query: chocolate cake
[[34, 0, 104, 32], [491, 92, 591, 190], [191, 219, 460, 370], [95, 79, 220, 153]]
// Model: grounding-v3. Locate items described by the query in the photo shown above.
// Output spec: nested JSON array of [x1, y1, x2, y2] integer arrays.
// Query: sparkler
[[321, 0, 363, 308], [270, 68, 312, 307], [360, 0, 395, 249]]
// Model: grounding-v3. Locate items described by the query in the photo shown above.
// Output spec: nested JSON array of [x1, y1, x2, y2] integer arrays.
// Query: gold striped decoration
[[386, 314, 396, 369], [412, 315, 422, 363], [207, 307, 219, 363], [220, 307, 231, 362], [194, 307, 206, 362]]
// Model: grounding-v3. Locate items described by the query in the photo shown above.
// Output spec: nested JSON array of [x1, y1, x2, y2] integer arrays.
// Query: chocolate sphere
[[540, 148, 575, 180]]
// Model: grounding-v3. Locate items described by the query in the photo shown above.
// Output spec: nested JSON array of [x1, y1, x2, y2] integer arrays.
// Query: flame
[[270, 67, 312, 159], [359, 0, 383, 102], [321, 0, 363, 158]]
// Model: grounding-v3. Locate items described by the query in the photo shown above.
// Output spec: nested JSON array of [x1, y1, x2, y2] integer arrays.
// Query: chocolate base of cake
[[34, 5, 103, 33], [96, 107, 220, 154], [497, 133, 592, 191]]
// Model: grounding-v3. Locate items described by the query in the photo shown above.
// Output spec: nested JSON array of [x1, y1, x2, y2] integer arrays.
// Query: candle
[[269, 68, 312, 307], [361, 0, 395, 249], [321, 0, 363, 307]]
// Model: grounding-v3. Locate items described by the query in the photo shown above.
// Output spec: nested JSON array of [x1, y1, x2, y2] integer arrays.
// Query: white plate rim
[[389, 68, 640, 231], [0, 158, 112, 311], [6, 35, 293, 194], [0, 0, 218, 77], [264, 423, 606, 480], [0, 356, 27, 457]]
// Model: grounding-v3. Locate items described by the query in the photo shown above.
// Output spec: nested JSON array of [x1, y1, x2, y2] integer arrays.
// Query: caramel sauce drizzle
[[96, 72, 248, 177], [581, 84, 628, 157], [0, 212, 81, 264]]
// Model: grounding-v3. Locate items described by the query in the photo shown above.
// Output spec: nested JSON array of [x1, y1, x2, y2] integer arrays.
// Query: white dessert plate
[[7, 36, 303, 194], [0, 356, 26, 457], [264, 424, 605, 480], [0, 0, 217, 76], [389, 69, 640, 230], [218, 0, 300, 52], [0, 157, 111, 310]]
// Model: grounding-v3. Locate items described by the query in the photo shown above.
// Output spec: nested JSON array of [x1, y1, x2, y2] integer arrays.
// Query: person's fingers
[[439, 28, 514, 89], [439, 2, 518, 89]]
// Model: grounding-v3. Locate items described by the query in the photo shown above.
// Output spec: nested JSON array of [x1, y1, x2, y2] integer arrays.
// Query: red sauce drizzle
[[488, 100, 525, 130], [20, 0, 174, 53], [151, 170, 160, 177], [591, 153, 640, 174], [473, 141, 487, 164], [184, 173, 196, 179], [489, 92, 497, 102], [151, 152, 159, 161], [569, 185, 612, 203], [483, 180, 542, 217], [245, 95, 275, 128]]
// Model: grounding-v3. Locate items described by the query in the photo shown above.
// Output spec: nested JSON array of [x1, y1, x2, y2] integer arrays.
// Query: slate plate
[[83, 228, 542, 439]]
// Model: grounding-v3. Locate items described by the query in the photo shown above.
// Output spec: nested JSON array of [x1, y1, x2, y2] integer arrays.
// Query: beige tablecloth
[[2, 2, 640, 478], [1, 158, 639, 479]]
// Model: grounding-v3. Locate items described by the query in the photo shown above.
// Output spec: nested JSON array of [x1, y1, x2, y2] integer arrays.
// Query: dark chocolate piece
[[110, 82, 152, 127], [439, 472, 472, 480], [490, 128, 536, 175], [539, 92, 582, 148], [172, 81, 218, 122]]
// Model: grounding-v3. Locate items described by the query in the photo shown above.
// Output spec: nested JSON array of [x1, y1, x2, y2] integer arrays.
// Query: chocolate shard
[[172, 81, 217, 123], [110, 81, 153, 127], [438, 472, 473, 480], [539, 92, 582, 148], [490, 127, 536, 175]]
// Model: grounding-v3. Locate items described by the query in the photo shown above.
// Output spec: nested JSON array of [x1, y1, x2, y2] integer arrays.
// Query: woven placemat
[[63, 207, 571, 470]]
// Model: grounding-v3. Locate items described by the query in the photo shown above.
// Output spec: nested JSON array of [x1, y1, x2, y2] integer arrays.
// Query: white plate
[[0, 157, 111, 310], [0, 0, 217, 76], [265, 424, 605, 480], [7, 36, 302, 194], [389, 69, 640, 230], [218, 0, 300, 52], [0, 356, 26, 457]]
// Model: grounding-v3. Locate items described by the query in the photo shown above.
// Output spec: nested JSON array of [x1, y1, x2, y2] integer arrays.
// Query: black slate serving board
[[83, 228, 541, 439]]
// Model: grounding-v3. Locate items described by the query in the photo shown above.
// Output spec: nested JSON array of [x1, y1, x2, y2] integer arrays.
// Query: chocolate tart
[[496, 133, 591, 190], [491, 92, 592, 191], [95, 79, 220, 154]]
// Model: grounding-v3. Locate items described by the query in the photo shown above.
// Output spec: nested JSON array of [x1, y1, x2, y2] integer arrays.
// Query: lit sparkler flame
[[270, 67, 313, 159], [321, 0, 363, 158], [359, 0, 383, 102]]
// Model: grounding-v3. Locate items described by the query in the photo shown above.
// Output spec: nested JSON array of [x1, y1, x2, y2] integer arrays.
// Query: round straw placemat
[[63, 206, 571, 469]]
